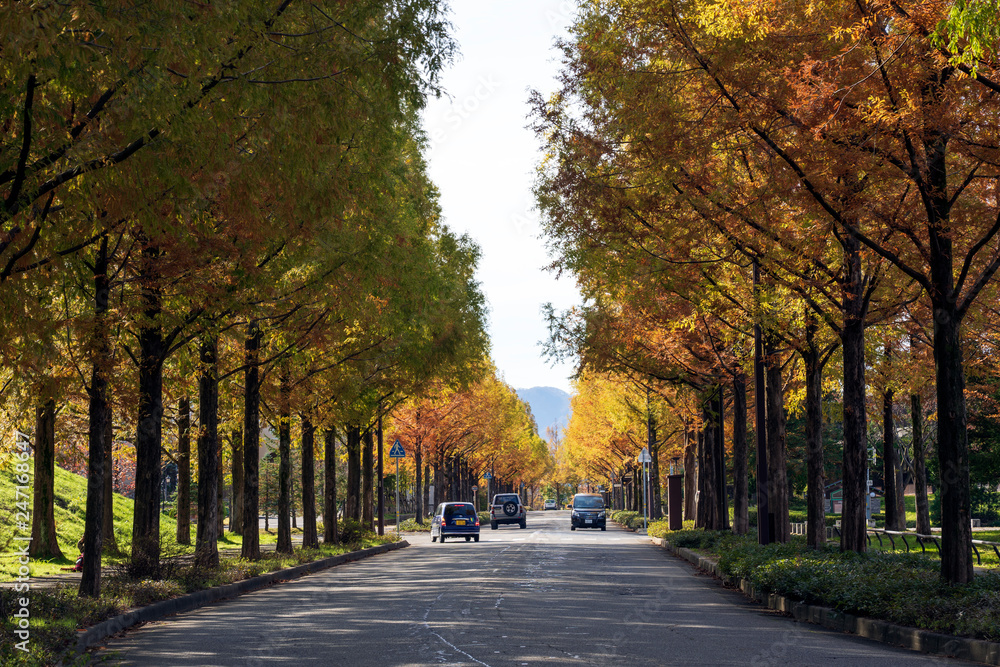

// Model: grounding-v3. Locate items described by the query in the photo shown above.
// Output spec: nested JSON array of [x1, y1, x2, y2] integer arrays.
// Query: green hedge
[[932, 488, 1000, 526], [610, 510, 641, 529], [664, 530, 1000, 641]]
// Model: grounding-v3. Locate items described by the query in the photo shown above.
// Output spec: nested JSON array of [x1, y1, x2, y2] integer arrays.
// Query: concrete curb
[[649, 536, 1000, 665], [75, 540, 409, 655]]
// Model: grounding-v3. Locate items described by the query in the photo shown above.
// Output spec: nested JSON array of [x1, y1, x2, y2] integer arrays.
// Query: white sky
[[422, 0, 581, 394]]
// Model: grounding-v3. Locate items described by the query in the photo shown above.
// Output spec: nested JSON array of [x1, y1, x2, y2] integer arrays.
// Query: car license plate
[[455, 520, 466, 525], [585, 519, 593, 524]]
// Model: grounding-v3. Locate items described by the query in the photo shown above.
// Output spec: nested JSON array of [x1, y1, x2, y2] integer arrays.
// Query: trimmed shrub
[[338, 519, 372, 544], [399, 519, 431, 532]]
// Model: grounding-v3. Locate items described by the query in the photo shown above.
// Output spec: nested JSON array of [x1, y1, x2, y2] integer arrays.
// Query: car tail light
[[441, 519, 447, 527], [475, 519, 480, 526]]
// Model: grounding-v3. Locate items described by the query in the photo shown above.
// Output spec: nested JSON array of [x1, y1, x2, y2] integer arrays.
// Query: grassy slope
[[0, 465, 191, 578]]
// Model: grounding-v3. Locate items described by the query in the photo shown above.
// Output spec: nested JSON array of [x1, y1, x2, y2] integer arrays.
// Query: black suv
[[490, 493, 526, 529], [570, 493, 606, 531]]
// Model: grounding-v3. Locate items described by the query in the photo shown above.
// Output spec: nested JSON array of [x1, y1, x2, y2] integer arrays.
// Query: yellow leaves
[[692, 0, 779, 41]]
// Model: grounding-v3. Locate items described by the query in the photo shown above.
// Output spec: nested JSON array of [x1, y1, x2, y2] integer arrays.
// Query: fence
[[790, 522, 999, 566]]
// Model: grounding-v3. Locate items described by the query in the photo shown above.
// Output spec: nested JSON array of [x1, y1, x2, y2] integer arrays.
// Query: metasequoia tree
[[536, 0, 999, 583], [1, 0, 478, 584], [648, 0, 1000, 582], [533, 0, 906, 552], [389, 366, 551, 508]]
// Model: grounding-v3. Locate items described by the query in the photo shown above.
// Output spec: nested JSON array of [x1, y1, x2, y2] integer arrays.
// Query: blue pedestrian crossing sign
[[484, 471, 492, 479], [389, 439, 406, 458]]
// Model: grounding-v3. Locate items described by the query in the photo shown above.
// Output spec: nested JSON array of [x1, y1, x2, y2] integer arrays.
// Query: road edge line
[[648, 536, 1000, 666], [75, 540, 410, 656]]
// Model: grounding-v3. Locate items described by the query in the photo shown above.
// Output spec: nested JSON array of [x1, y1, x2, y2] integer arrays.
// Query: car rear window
[[444, 504, 476, 517], [574, 496, 604, 509], [494, 495, 519, 504]]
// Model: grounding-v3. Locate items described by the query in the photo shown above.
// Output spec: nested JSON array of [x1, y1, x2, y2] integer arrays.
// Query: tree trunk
[[934, 300, 974, 583], [376, 412, 384, 535], [895, 446, 906, 530], [414, 441, 423, 524], [102, 402, 116, 552], [301, 415, 318, 549], [80, 391, 106, 594], [803, 338, 826, 549], [699, 405, 718, 529], [362, 427, 374, 530], [323, 427, 338, 543], [732, 372, 749, 535], [648, 405, 662, 520], [231, 428, 243, 534], [176, 397, 191, 545], [715, 386, 728, 530], [277, 368, 292, 554], [753, 259, 771, 546], [918, 124, 973, 584], [650, 441, 662, 520], [80, 236, 110, 597], [195, 336, 219, 569], [883, 388, 901, 531], [911, 393, 932, 535], [131, 243, 164, 577], [683, 427, 697, 521], [765, 337, 790, 543], [241, 325, 262, 560], [291, 468, 297, 530], [346, 425, 361, 521], [840, 234, 868, 553], [434, 459, 443, 511], [424, 463, 431, 516], [217, 436, 224, 535]]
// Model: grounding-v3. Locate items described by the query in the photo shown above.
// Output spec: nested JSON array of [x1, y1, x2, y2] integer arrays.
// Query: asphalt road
[[98, 511, 975, 666]]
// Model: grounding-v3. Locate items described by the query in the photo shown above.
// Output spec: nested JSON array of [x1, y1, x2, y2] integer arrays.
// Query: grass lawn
[[0, 463, 328, 579]]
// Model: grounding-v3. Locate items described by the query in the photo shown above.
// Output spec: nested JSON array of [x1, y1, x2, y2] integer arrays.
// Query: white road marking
[[429, 631, 493, 667]]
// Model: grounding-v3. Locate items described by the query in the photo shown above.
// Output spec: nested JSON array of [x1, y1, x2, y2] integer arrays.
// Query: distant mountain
[[516, 386, 572, 437]]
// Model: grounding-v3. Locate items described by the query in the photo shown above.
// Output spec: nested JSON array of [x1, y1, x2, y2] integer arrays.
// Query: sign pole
[[388, 438, 406, 535], [643, 462, 648, 532]]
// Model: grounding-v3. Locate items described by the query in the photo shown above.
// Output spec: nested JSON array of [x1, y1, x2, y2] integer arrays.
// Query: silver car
[[489, 493, 526, 529]]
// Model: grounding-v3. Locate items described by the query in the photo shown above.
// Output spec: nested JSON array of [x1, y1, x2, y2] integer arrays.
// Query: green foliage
[[647, 519, 696, 539], [609, 510, 647, 530], [337, 519, 374, 544], [399, 518, 431, 532], [932, 0, 1000, 74]]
